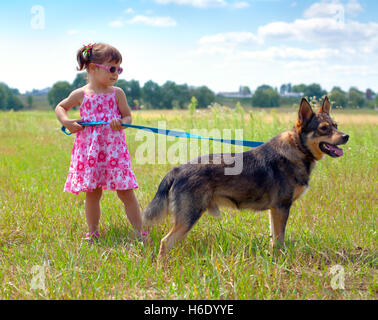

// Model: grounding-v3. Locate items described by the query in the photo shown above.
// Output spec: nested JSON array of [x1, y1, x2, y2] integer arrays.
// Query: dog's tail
[[142, 170, 175, 227]]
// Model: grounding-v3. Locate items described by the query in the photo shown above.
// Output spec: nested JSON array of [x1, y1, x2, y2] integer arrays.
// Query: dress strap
[[80, 89, 88, 107], [113, 86, 117, 95]]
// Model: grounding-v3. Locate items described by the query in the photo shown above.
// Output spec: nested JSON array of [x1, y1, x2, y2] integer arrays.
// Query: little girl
[[55, 42, 146, 243]]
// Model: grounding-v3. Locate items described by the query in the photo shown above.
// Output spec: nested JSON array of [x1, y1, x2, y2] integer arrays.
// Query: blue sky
[[0, 0, 377, 94]]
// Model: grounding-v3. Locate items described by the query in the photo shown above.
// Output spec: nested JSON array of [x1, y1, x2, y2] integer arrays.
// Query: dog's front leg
[[269, 205, 290, 248]]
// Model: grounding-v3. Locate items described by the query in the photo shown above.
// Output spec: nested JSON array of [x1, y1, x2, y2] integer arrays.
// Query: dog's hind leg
[[207, 200, 220, 218], [159, 223, 188, 257], [269, 205, 290, 249], [158, 209, 204, 257]]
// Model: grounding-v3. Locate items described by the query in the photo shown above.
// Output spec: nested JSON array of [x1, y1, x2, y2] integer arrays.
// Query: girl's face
[[89, 60, 121, 86]]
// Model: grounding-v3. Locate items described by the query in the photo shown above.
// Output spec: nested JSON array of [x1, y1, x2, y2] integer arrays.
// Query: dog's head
[[296, 97, 349, 160]]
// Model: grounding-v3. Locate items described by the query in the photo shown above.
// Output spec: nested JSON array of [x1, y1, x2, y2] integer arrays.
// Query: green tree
[[240, 86, 251, 95], [159, 81, 191, 109], [48, 81, 73, 109], [280, 84, 287, 95], [303, 83, 326, 100], [348, 87, 365, 108], [189, 86, 215, 108], [0, 83, 24, 111], [252, 85, 280, 108], [26, 95, 33, 109], [175, 84, 191, 109], [161, 81, 179, 109], [6, 93, 24, 110], [142, 80, 164, 109], [72, 72, 87, 89], [116, 79, 141, 108], [292, 84, 306, 93], [329, 87, 347, 108], [0, 84, 7, 110]]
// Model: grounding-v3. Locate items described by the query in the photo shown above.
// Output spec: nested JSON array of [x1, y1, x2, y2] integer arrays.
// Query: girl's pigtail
[[77, 47, 87, 71], [76, 44, 95, 71]]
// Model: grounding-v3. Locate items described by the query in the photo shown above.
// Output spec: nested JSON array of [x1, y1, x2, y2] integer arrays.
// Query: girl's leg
[[85, 187, 103, 233], [116, 189, 143, 233]]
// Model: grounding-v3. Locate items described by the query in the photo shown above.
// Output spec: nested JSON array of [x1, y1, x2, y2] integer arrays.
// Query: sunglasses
[[94, 63, 123, 75]]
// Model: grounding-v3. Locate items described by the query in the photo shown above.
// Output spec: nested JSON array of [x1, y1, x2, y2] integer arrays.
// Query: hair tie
[[82, 43, 95, 58]]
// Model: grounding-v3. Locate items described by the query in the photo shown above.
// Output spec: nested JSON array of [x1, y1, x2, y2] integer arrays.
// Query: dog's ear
[[319, 96, 331, 114], [298, 98, 314, 126]]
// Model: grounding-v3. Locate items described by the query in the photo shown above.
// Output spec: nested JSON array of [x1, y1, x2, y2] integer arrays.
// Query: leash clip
[[61, 126, 72, 135]]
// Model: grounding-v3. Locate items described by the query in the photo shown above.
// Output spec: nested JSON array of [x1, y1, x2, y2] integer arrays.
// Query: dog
[[143, 97, 349, 256]]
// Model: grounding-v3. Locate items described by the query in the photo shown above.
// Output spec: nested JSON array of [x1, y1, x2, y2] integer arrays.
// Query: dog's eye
[[319, 125, 329, 132]]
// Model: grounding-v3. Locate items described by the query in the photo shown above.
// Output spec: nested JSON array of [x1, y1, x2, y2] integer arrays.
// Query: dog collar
[[298, 134, 316, 161]]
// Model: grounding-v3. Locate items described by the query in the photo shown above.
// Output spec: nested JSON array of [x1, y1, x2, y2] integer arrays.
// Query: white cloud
[[258, 18, 345, 43], [195, 1, 374, 51], [67, 29, 78, 35], [126, 15, 177, 27], [304, 0, 363, 19], [155, 0, 227, 8], [155, 0, 249, 9], [109, 20, 124, 27], [125, 8, 135, 14], [257, 18, 378, 50], [194, 0, 378, 62], [242, 47, 340, 61], [231, 1, 250, 9], [199, 31, 260, 45], [191, 45, 234, 56], [303, 0, 345, 19], [198, 16, 378, 52], [188, 0, 378, 92], [328, 64, 377, 76], [193, 44, 340, 62], [345, 0, 363, 16]]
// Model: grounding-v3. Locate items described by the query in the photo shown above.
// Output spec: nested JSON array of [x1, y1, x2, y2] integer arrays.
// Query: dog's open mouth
[[319, 142, 344, 157]]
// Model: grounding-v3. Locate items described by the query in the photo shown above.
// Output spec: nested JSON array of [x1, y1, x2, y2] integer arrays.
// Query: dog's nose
[[342, 134, 349, 142]]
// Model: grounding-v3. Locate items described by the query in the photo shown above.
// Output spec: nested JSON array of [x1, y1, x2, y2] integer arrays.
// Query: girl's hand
[[109, 119, 123, 131], [64, 119, 83, 134]]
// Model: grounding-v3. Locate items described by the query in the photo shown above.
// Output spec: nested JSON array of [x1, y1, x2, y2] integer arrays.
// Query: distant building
[[217, 91, 252, 98], [280, 92, 303, 98], [25, 87, 51, 96], [217, 90, 302, 99]]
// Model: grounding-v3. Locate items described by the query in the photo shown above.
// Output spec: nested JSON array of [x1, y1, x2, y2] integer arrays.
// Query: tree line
[[0, 83, 24, 111], [253, 83, 377, 109], [47, 73, 215, 110], [43, 78, 378, 110], [278, 83, 376, 109], [0, 77, 377, 111]]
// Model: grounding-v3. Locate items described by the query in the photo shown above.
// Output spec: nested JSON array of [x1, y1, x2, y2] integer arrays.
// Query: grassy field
[[0, 107, 377, 299]]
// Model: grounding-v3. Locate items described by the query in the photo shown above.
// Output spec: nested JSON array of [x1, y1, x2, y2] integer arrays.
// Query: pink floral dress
[[64, 87, 138, 194]]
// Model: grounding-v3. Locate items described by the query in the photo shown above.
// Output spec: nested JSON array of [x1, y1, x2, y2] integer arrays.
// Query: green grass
[[0, 108, 377, 299]]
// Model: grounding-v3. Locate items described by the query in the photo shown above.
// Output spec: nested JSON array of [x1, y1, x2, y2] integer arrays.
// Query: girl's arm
[[110, 87, 132, 131], [55, 89, 83, 133]]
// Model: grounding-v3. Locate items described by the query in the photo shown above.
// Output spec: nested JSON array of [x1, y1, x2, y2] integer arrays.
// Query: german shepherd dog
[[143, 97, 349, 256]]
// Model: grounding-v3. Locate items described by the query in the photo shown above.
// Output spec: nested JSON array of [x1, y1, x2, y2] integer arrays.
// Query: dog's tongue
[[328, 144, 344, 157]]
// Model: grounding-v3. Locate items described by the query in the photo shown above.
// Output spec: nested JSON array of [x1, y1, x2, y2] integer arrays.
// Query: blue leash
[[61, 121, 264, 148]]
